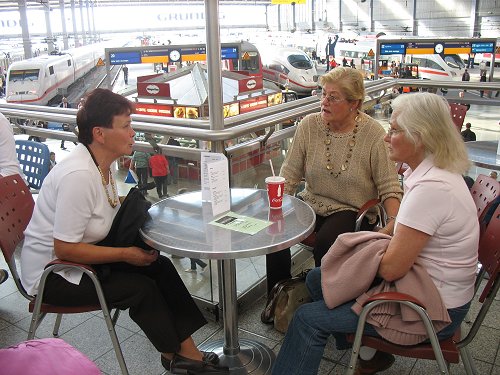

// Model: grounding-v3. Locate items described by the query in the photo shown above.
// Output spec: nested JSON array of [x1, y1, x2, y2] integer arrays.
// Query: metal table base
[[200, 338, 275, 375]]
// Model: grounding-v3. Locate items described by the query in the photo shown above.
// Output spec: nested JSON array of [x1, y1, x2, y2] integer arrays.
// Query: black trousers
[[42, 255, 207, 353], [265, 210, 374, 295]]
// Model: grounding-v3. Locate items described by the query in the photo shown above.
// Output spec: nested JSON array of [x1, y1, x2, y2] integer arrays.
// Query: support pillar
[[44, 3, 55, 54], [59, 0, 69, 50], [18, 0, 32, 59], [79, 0, 87, 45], [70, 0, 80, 47]]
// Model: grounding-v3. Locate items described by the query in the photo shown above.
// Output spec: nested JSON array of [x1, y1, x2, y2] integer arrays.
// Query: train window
[[426, 59, 445, 71], [49, 66, 54, 75], [287, 54, 313, 70], [8, 69, 40, 82], [443, 54, 465, 69], [67, 59, 72, 67]]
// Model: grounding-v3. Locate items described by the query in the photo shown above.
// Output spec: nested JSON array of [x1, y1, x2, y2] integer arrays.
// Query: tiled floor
[[1, 101, 499, 374]]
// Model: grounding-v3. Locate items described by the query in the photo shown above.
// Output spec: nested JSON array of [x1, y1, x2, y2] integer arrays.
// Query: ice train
[[261, 48, 318, 95], [5, 43, 107, 105]]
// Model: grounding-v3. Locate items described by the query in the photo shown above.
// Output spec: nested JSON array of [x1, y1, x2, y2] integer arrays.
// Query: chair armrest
[[356, 199, 381, 219], [364, 291, 426, 309], [46, 259, 97, 274]]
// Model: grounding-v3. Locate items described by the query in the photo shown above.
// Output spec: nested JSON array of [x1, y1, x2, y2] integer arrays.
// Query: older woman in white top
[[272, 92, 479, 375]]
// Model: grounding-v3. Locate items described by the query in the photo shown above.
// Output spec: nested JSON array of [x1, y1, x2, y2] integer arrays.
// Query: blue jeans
[[272, 267, 470, 375]]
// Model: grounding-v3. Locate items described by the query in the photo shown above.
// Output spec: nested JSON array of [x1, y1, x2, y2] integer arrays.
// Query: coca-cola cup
[[265, 176, 285, 209], [267, 208, 285, 235]]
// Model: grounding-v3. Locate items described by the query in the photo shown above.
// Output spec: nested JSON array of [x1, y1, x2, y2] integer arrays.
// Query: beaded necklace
[[324, 114, 360, 178], [85, 146, 119, 208]]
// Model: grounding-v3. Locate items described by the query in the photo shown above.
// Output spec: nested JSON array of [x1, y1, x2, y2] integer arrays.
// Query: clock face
[[434, 43, 444, 54], [169, 50, 180, 62]]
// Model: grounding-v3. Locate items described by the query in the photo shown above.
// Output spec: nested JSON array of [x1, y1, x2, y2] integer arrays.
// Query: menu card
[[209, 212, 272, 235], [201, 152, 230, 217]]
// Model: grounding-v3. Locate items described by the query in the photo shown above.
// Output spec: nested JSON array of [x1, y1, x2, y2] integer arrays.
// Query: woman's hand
[[124, 247, 159, 266]]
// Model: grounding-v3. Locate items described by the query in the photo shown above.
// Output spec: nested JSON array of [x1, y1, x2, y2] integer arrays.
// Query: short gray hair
[[390, 93, 470, 174]]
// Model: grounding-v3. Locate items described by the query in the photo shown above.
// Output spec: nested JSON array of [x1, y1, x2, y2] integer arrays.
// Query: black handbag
[[261, 269, 311, 333]]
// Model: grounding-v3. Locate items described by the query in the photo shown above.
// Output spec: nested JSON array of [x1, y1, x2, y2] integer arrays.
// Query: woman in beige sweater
[[266, 67, 402, 294]]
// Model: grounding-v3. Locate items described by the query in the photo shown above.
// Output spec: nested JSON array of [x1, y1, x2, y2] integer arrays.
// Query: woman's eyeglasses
[[386, 128, 405, 137], [316, 91, 346, 104]]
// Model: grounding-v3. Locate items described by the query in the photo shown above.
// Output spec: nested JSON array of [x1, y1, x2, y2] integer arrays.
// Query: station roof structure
[[0, 0, 272, 12]]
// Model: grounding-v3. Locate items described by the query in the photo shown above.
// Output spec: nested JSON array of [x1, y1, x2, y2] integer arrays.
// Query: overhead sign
[[108, 45, 241, 65], [109, 51, 142, 64], [471, 42, 495, 53], [380, 43, 406, 55], [406, 42, 435, 54]]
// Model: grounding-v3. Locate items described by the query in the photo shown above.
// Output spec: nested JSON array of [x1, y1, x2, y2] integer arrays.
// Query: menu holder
[[201, 152, 230, 217]]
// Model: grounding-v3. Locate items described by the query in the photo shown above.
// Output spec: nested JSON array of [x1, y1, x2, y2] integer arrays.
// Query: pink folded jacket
[[321, 231, 451, 345]]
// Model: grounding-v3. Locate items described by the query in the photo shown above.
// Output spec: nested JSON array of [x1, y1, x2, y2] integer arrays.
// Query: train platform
[[2, 98, 499, 374]]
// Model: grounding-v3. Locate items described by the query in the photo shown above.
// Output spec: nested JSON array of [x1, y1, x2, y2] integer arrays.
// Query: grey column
[[44, 4, 55, 54], [278, 5, 281, 31], [59, 0, 69, 50], [18, 0, 32, 59], [85, 0, 92, 42], [470, 0, 480, 37], [338, 0, 342, 32], [370, 0, 374, 32], [70, 0, 80, 47], [412, 0, 417, 36], [311, 0, 315, 32], [79, 0, 87, 45], [204, 0, 235, 356], [90, 1, 97, 41]]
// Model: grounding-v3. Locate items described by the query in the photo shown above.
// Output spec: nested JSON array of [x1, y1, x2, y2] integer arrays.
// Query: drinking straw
[[269, 160, 276, 177]]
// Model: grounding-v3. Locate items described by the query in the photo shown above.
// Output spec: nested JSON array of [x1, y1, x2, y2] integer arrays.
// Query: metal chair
[[345, 203, 500, 375], [14, 140, 50, 190], [300, 198, 387, 248], [0, 174, 129, 375], [470, 174, 499, 218]]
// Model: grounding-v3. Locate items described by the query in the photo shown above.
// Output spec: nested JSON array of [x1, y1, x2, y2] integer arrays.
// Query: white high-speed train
[[262, 48, 318, 96], [5, 43, 106, 105]]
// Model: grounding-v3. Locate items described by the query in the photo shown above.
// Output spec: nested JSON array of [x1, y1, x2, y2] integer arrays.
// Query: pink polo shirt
[[396, 157, 479, 309]]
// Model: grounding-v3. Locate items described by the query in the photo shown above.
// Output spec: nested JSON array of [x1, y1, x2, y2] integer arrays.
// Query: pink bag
[[0, 338, 101, 375]]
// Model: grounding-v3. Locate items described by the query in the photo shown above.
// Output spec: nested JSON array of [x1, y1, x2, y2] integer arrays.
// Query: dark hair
[[77, 88, 134, 145]]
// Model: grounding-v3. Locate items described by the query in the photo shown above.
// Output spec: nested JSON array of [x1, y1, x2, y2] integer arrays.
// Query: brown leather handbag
[[261, 270, 311, 333]]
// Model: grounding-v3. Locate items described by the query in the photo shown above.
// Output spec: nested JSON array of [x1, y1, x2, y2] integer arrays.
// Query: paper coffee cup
[[265, 176, 285, 209]]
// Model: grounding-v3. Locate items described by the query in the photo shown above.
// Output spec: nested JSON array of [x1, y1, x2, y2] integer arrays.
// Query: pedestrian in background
[[461, 123, 476, 142], [122, 65, 129, 85], [132, 150, 151, 194], [149, 148, 169, 198], [59, 97, 77, 150], [479, 71, 487, 98]]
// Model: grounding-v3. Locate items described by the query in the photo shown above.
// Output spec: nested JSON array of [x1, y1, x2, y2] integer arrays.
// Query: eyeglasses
[[386, 128, 405, 137], [316, 91, 346, 104]]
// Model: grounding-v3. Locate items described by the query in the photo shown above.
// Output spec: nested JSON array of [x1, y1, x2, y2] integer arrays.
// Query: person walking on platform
[[149, 148, 169, 198], [461, 122, 476, 142], [166, 137, 181, 185], [131, 150, 151, 194], [480, 71, 487, 98], [462, 69, 470, 92], [122, 65, 129, 85], [59, 97, 77, 150]]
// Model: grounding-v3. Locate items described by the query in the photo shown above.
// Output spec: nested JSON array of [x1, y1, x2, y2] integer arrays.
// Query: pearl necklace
[[324, 114, 360, 178], [86, 146, 119, 208]]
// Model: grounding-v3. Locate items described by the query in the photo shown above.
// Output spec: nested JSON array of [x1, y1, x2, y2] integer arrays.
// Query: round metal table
[[466, 140, 500, 171], [140, 188, 316, 374]]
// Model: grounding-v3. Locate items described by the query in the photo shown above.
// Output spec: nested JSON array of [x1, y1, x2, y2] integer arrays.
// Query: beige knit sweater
[[280, 112, 402, 219]]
